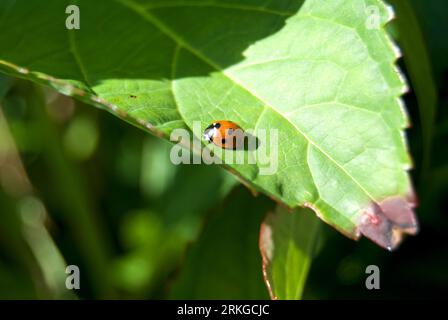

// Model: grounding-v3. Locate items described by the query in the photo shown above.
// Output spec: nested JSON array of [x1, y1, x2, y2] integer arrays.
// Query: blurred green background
[[0, 0, 447, 299]]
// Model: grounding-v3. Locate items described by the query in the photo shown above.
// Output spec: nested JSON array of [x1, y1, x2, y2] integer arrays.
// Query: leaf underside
[[0, 0, 418, 249]]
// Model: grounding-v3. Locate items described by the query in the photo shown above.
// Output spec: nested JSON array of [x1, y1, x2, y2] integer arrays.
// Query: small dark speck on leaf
[[130, 95, 137, 98]]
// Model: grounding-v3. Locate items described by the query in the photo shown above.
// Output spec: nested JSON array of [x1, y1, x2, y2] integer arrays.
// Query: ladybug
[[203, 120, 244, 149]]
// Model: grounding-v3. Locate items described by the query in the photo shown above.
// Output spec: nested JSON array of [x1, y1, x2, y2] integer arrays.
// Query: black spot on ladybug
[[214, 122, 221, 129]]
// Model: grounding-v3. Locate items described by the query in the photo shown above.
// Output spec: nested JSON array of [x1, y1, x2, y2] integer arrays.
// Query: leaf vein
[[116, 0, 380, 206]]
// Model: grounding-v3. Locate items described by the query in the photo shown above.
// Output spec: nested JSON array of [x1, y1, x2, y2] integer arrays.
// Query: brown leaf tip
[[358, 195, 418, 250]]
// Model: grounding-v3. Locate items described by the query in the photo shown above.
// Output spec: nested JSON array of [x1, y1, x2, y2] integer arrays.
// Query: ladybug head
[[203, 123, 217, 142]]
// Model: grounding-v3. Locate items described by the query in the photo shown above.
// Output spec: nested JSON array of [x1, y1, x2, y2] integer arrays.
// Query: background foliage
[[0, 0, 447, 299]]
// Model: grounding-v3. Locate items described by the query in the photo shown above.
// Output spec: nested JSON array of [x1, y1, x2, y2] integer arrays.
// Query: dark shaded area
[[0, 0, 304, 86], [170, 186, 273, 299]]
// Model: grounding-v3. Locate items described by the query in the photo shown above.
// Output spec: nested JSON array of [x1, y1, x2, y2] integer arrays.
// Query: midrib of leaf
[[65, 0, 95, 93], [171, 45, 181, 80], [115, 0, 379, 207], [67, 29, 94, 91]]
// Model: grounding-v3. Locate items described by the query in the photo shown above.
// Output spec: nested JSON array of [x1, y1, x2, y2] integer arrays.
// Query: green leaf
[[0, 0, 417, 248], [169, 186, 273, 299], [259, 206, 320, 300]]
